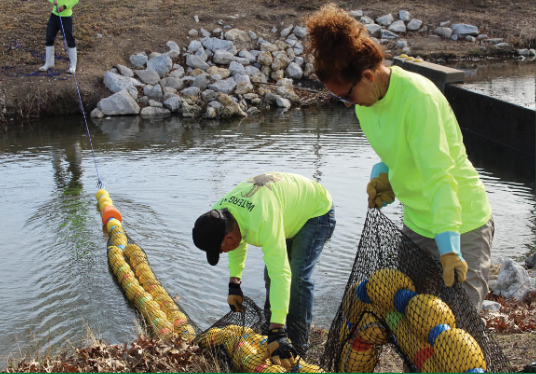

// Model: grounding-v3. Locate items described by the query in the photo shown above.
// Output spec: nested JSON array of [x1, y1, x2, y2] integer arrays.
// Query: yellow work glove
[[263, 328, 298, 370], [440, 253, 468, 287], [435, 231, 467, 287], [227, 282, 245, 312], [367, 172, 395, 209]]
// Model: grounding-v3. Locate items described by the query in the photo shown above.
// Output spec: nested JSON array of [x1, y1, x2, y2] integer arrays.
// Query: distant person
[[40, 0, 79, 74], [192, 172, 335, 366], [306, 3, 493, 311]]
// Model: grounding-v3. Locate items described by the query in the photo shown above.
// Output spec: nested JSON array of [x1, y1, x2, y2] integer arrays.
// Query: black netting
[[194, 297, 325, 373], [321, 208, 513, 373], [106, 226, 201, 341]]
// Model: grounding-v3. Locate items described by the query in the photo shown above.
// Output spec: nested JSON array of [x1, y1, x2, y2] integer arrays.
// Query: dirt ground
[[0, 0, 534, 124]]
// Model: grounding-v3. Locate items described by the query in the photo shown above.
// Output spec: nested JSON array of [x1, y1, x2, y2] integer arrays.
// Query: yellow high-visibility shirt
[[356, 66, 491, 238], [213, 172, 332, 324]]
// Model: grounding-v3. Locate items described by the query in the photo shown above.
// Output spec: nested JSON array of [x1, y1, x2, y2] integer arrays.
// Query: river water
[[0, 68, 534, 362]]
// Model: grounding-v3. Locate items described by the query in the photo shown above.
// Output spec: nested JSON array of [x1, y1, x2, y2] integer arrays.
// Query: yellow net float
[[107, 245, 123, 258], [232, 341, 258, 369], [366, 269, 416, 312], [108, 253, 126, 268], [197, 327, 221, 348], [433, 328, 486, 373], [260, 365, 287, 373], [405, 294, 456, 341], [106, 218, 122, 233], [168, 310, 188, 328], [124, 244, 143, 259], [242, 352, 269, 372], [338, 340, 378, 373], [125, 283, 145, 301], [115, 265, 131, 280], [242, 333, 267, 351], [296, 363, 325, 373], [119, 270, 136, 288], [222, 332, 240, 354], [98, 197, 113, 211], [111, 233, 128, 247], [146, 284, 166, 297], [135, 264, 153, 277], [129, 255, 148, 268], [175, 324, 196, 342], [355, 311, 389, 345], [96, 189, 109, 200]]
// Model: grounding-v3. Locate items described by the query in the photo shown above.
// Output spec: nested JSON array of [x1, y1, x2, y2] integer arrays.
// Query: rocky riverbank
[[0, 0, 534, 125]]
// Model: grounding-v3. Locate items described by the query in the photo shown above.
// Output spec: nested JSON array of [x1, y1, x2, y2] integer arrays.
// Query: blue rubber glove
[[367, 162, 395, 209], [435, 231, 468, 287]]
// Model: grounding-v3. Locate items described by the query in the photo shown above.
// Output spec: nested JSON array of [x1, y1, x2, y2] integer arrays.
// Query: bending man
[[192, 172, 335, 365]]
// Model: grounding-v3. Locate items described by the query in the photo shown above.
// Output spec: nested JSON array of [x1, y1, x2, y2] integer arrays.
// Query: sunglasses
[[329, 79, 358, 107]]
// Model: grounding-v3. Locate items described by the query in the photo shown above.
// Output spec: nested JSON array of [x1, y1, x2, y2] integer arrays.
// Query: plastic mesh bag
[[322, 208, 512, 373], [106, 227, 202, 341]]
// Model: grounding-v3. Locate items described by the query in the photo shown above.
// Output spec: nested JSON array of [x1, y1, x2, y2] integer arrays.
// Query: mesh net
[[106, 226, 202, 341], [321, 208, 513, 373], [193, 296, 325, 373]]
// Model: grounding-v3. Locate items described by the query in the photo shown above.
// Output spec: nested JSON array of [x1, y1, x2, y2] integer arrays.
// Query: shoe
[[39, 46, 55, 72], [67, 47, 77, 74]]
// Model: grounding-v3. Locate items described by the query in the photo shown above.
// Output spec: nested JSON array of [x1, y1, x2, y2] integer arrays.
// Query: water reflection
[[0, 106, 533, 363], [450, 59, 535, 109]]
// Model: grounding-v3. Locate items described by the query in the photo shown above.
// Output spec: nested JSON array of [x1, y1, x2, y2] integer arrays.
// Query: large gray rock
[[208, 77, 237, 94], [213, 50, 236, 65], [202, 37, 236, 54], [376, 14, 394, 27], [389, 20, 407, 33], [116, 64, 134, 77], [147, 54, 173, 78], [163, 94, 183, 112], [97, 90, 140, 115], [140, 107, 171, 119], [103, 71, 139, 99], [134, 69, 161, 85], [186, 54, 210, 70], [225, 29, 251, 42], [493, 258, 535, 301], [451, 23, 479, 36], [434, 27, 453, 38], [143, 84, 163, 100], [181, 86, 201, 97], [193, 73, 212, 90], [229, 61, 246, 76], [399, 10, 411, 22], [380, 29, 399, 39], [407, 19, 423, 31], [160, 77, 184, 91], [129, 52, 148, 67], [188, 40, 203, 52], [293, 26, 308, 39], [285, 62, 303, 79], [365, 24, 382, 38], [169, 66, 185, 79]]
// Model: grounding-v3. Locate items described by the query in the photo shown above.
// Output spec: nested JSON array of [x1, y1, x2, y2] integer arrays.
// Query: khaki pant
[[402, 217, 494, 311]]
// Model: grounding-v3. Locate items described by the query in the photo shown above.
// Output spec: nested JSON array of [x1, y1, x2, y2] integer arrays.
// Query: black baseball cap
[[192, 209, 229, 266]]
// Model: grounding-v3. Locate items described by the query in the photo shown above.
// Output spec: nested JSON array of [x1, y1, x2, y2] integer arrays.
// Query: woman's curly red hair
[[305, 3, 384, 83]]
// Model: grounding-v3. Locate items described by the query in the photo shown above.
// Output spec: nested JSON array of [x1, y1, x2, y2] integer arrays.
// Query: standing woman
[[305, 4, 493, 311], [39, 0, 79, 74]]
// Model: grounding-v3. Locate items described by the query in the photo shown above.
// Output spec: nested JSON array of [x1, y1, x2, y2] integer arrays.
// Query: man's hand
[[435, 231, 467, 287], [263, 328, 297, 370], [227, 281, 245, 312]]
